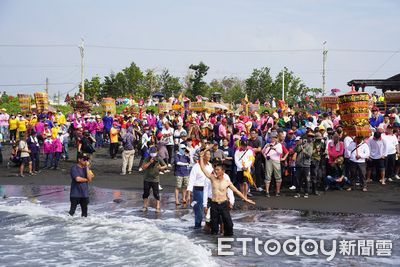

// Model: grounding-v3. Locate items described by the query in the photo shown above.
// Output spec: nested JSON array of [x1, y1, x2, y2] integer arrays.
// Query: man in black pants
[[141, 146, 168, 212], [294, 135, 313, 198], [69, 153, 94, 217], [199, 151, 255, 236], [248, 129, 264, 192]]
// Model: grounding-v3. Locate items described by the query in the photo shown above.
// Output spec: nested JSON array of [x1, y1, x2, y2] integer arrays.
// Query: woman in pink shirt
[[43, 134, 54, 169], [327, 133, 344, 165], [52, 133, 63, 169]]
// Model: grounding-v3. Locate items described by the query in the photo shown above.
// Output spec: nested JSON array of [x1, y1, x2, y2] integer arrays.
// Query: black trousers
[[350, 162, 367, 188], [210, 201, 234, 236], [110, 143, 119, 158], [296, 167, 310, 194], [69, 197, 89, 217], [254, 157, 264, 188], [143, 181, 160, 200], [386, 153, 396, 179], [10, 130, 17, 141], [30, 152, 40, 171], [310, 160, 322, 184], [166, 145, 173, 164]]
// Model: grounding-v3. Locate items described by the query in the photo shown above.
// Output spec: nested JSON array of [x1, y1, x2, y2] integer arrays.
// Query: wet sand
[[1, 146, 400, 215]]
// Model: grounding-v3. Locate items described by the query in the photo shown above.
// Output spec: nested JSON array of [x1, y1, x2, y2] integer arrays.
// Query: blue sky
[[0, 0, 399, 98]]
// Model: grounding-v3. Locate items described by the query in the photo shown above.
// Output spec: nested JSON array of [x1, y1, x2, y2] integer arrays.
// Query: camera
[[302, 139, 308, 145], [266, 156, 271, 160]]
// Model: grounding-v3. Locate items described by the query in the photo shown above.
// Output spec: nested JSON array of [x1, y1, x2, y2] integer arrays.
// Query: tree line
[[83, 61, 322, 104]]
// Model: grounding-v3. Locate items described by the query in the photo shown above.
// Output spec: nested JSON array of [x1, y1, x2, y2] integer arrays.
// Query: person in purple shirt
[[102, 111, 113, 143], [27, 130, 41, 173], [69, 153, 94, 217], [95, 116, 104, 148]]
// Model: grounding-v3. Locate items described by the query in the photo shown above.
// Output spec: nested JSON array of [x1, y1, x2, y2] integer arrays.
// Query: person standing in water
[[141, 146, 168, 212], [69, 153, 94, 217], [199, 150, 255, 236]]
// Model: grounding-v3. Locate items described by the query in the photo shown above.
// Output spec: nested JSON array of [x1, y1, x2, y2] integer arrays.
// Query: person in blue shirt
[[102, 111, 113, 143], [69, 153, 94, 217], [369, 107, 384, 128], [284, 129, 297, 150], [174, 144, 191, 205]]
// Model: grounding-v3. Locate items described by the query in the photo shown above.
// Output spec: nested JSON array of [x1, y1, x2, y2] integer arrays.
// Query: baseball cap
[[179, 143, 187, 149], [287, 129, 294, 134], [149, 146, 158, 154], [295, 136, 301, 141], [315, 132, 323, 140]]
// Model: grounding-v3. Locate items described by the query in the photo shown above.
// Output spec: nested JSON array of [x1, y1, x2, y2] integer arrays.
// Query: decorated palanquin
[[319, 96, 339, 111], [338, 90, 371, 137]]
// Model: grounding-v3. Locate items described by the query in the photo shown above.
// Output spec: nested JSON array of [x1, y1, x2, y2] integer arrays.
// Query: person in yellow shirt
[[29, 114, 38, 129], [51, 122, 60, 139], [17, 115, 28, 140], [9, 114, 18, 144], [109, 122, 120, 159], [55, 110, 66, 125]]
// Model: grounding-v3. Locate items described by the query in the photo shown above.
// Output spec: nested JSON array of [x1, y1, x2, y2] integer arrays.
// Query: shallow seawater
[[0, 185, 399, 267]]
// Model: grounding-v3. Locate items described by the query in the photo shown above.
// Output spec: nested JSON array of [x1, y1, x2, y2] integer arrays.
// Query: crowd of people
[[1, 102, 400, 232]]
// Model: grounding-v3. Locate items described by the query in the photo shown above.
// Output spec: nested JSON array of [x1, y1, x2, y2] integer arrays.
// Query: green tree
[[159, 69, 182, 98], [273, 67, 321, 105], [245, 67, 274, 102], [84, 76, 101, 101], [122, 62, 144, 97], [101, 72, 117, 98], [141, 69, 160, 98], [114, 72, 128, 98], [208, 77, 245, 103], [186, 61, 209, 100]]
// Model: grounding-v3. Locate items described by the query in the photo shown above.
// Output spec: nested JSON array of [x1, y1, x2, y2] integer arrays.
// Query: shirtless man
[[199, 150, 255, 236]]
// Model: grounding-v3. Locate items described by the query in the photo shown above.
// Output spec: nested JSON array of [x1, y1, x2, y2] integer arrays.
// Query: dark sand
[[1, 146, 400, 215]]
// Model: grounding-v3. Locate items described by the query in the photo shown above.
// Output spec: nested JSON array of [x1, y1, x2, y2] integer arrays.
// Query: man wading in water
[[199, 150, 255, 236], [69, 152, 94, 217]]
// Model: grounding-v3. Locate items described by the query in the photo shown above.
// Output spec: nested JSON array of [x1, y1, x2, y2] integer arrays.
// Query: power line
[[0, 64, 80, 68], [0, 82, 77, 87], [1, 43, 398, 53], [87, 45, 322, 53], [0, 44, 75, 48], [59, 83, 80, 98], [367, 48, 400, 78]]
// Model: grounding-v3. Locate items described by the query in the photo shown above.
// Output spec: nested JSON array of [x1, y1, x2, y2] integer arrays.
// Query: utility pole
[[282, 67, 285, 101], [322, 41, 328, 95], [79, 38, 85, 100], [58, 90, 60, 105], [45, 77, 49, 94]]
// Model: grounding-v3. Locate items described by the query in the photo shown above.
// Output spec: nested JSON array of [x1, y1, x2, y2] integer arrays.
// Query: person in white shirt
[[383, 126, 400, 182], [186, 149, 213, 229], [161, 121, 174, 167], [262, 132, 283, 197], [347, 136, 370, 191], [343, 135, 354, 179], [366, 131, 387, 184], [321, 113, 334, 130], [234, 139, 255, 199]]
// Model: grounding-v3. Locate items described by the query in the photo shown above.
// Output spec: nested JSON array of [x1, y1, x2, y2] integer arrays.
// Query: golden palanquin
[[319, 96, 339, 110], [338, 91, 370, 137]]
